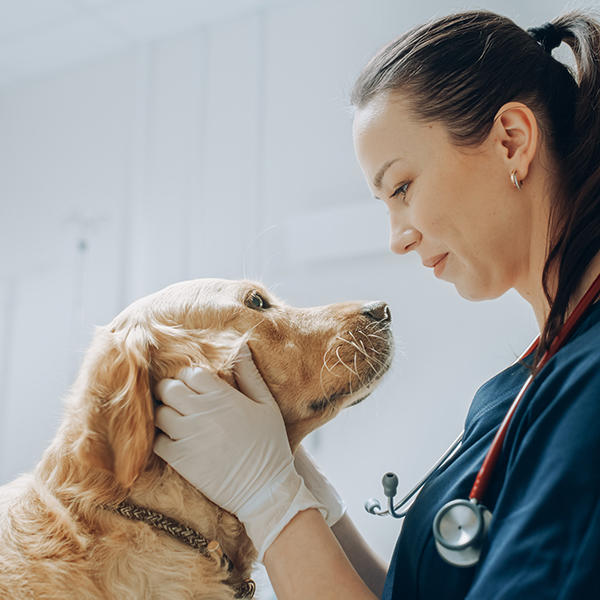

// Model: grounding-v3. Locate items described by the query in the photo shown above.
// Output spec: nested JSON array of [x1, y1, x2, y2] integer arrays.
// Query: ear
[[74, 326, 154, 489], [149, 324, 250, 383], [492, 101, 539, 179]]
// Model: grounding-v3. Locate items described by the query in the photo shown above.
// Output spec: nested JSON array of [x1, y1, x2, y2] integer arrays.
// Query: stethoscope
[[366, 271, 600, 568]]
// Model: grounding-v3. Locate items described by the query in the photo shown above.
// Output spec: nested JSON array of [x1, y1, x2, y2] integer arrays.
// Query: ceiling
[[0, 0, 290, 90]]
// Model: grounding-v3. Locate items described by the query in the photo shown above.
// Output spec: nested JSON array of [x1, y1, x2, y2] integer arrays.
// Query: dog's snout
[[361, 301, 391, 323]]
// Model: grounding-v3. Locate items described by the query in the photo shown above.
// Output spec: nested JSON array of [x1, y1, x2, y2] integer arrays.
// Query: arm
[[292, 445, 387, 595], [154, 351, 389, 597], [332, 513, 388, 598], [264, 509, 380, 600]]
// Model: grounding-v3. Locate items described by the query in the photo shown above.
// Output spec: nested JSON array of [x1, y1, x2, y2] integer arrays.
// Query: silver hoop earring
[[511, 170, 523, 190]]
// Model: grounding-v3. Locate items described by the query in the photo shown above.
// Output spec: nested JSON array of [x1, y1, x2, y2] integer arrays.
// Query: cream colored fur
[[0, 278, 393, 599]]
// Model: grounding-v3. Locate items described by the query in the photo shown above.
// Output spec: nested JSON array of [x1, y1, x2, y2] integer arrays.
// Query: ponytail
[[538, 12, 600, 365]]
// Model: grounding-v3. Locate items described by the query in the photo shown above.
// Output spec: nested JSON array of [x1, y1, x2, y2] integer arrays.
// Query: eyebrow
[[373, 158, 401, 190]]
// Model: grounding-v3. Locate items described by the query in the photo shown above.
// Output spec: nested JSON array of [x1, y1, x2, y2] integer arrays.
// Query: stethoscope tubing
[[373, 431, 464, 518], [469, 272, 600, 503], [468, 340, 537, 502]]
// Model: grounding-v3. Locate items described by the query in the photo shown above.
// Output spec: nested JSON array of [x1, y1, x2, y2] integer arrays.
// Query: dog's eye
[[246, 292, 269, 310]]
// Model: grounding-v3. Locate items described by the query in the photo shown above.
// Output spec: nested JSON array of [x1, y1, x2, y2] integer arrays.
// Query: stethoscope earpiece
[[364, 498, 382, 515], [382, 472, 399, 498], [432, 498, 492, 567], [364, 473, 404, 517]]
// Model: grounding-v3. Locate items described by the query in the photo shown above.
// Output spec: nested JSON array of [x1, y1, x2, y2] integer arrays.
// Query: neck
[[518, 252, 600, 333], [566, 253, 600, 314], [514, 221, 551, 332], [511, 163, 553, 330]]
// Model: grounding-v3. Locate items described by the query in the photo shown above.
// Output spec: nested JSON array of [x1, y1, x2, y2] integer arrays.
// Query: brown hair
[[351, 10, 600, 365]]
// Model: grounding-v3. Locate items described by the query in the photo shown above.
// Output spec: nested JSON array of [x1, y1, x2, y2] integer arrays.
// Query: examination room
[[1, 0, 600, 598]]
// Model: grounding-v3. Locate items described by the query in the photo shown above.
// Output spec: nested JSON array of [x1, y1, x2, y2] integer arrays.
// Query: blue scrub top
[[383, 301, 600, 600]]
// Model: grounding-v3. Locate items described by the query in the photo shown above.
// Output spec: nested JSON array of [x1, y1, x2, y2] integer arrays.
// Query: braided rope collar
[[102, 501, 255, 599]]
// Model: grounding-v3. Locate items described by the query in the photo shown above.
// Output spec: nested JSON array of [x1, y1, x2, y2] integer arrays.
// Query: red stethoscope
[[366, 271, 600, 567]]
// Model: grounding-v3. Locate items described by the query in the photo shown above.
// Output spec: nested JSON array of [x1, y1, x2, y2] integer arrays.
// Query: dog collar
[[102, 501, 256, 599]]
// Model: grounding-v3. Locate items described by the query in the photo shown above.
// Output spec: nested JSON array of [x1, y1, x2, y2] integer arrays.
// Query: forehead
[[150, 278, 272, 316], [186, 278, 273, 309], [353, 95, 421, 146], [352, 95, 450, 180]]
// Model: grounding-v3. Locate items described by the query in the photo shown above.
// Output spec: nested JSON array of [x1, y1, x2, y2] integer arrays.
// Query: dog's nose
[[361, 301, 391, 323]]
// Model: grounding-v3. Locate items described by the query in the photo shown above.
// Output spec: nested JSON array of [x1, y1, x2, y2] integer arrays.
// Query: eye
[[390, 182, 410, 200], [246, 292, 269, 310]]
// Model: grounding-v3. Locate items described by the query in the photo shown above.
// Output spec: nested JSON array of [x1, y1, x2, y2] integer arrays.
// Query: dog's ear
[[74, 325, 154, 489]]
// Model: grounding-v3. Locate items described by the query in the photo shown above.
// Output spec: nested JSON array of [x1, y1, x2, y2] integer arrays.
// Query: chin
[[453, 276, 507, 303]]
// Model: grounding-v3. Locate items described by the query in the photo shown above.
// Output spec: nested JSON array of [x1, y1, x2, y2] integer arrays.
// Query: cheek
[[249, 305, 393, 434], [410, 193, 453, 241], [249, 334, 325, 416], [415, 165, 488, 244]]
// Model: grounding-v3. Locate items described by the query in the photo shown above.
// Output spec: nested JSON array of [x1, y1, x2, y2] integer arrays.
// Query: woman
[[154, 10, 600, 599]]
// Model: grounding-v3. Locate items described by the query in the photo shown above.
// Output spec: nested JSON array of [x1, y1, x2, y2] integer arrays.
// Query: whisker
[[339, 334, 369, 358], [353, 353, 365, 387], [342, 339, 365, 355], [354, 332, 390, 371], [363, 331, 390, 344], [336, 346, 359, 376], [349, 332, 369, 356], [322, 350, 343, 376], [340, 332, 390, 372], [319, 352, 345, 400], [319, 361, 329, 398]]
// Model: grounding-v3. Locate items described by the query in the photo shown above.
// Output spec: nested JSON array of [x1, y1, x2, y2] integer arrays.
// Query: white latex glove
[[294, 445, 347, 528], [154, 345, 327, 561]]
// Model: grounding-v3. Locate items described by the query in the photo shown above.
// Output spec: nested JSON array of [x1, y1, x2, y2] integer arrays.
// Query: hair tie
[[527, 22, 562, 54]]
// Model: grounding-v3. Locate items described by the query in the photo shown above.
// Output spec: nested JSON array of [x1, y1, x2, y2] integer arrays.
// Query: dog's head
[[72, 278, 393, 488]]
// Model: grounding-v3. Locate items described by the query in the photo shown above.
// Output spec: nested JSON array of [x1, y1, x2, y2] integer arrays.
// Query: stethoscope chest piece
[[432, 498, 492, 567]]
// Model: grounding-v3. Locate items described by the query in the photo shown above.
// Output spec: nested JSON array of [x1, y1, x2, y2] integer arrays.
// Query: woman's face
[[353, 94, 531, 302]]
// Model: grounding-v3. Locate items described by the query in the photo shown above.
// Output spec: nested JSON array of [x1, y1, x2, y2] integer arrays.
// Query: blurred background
[[0, 0, 592, 596]]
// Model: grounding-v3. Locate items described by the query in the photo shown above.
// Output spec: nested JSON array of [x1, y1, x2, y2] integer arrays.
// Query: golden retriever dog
[[0, 278, 393, 600]]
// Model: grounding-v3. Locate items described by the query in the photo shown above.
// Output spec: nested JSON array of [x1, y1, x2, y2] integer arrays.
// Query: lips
[[423, 253, 449, 269], [422, 253, 449, 278], [433, 254, 448, 277]]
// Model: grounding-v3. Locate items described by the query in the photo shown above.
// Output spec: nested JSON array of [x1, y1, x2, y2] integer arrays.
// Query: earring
[[511, 169, 523, 190]]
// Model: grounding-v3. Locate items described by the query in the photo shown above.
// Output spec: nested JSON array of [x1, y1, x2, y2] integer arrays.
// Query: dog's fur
[[0, 278, 393, 599]]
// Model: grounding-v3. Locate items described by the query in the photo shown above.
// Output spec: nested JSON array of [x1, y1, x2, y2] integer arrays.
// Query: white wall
[[0, 0, 590, 575]]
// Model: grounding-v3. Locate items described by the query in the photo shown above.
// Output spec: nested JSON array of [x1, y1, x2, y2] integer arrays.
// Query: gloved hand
[[294, 444, 347, 527], [154, 345, 327, 561]]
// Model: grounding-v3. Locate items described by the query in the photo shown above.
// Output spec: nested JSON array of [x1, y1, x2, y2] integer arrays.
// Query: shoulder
[[465, 314, 600, 599], [523, 315, 600, 420], [500, 309, 600, 492], [496, 308, 600, 513], [547, 309, 600, 374]]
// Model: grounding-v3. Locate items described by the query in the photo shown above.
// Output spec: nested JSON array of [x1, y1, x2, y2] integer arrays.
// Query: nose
[[361, 301, 392, 323], [388, 206, 420, 254], [390, 227, 421, 255]]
